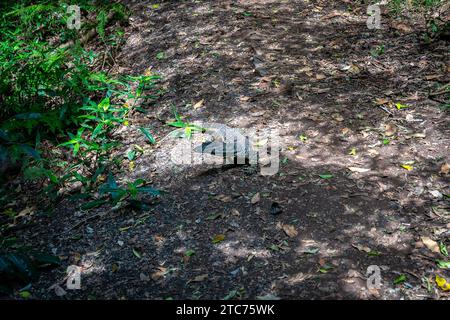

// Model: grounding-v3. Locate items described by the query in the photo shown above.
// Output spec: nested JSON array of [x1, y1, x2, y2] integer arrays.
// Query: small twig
[[377, 104, 393, 116]]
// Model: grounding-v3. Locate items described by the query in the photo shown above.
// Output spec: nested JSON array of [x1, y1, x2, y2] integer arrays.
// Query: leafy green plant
[[85, 174, 162, 209], [167, 111, 205, 138]]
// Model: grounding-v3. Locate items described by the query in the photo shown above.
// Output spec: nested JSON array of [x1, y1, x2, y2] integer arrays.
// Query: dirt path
[[19, 0, 449, 299]]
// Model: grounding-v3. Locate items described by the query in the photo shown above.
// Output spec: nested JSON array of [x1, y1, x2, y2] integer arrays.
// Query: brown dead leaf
[[332, 113, 344, 122], [191, 274, 208, 282], [231, 209, 240, 216], [425, 74, 442, 80], [216, 194, 232, 202], [421, 236, 440, 254], [251, 192, 260, 204], [393, 23, 412, 33], [341, 127, 350, 135], [315, 73, 326, 80], [385, 123, 396, 137], [375, 98, 389, 105], [193, 99, 204, 110], [439, 163, 450, 175], [352, 243, 371, 253], [151, 266, 167, 281], [282, 224, 298, 238]]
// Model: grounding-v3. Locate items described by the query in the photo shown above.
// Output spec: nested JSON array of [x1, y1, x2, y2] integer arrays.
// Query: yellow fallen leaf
[[348, 148, 357, 156], [401, 164, 413, 171], [193, 99, 204, 110], [144, 67, 153, 76], [435, 275, 450, 291], [212, 234, 225, 244], [123, 120, 129, 126], [129, 161, 135, 171]]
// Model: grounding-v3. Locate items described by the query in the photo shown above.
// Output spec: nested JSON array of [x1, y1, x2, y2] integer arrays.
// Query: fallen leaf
[[411, 132, 426, 140], [401, 164, 413, 171], [212, 234, 225, 244], [315, 73, 326, 80], [282, 224, 298, 238], [132, 248, 142, 259], [421, 236, 440, 254], [393, 274, 407, 284], [395, 103, 409, 110], [352, 243, 371, 253], [251, 192, 260, 204], [375, 98, 389, 105], [332, 113, 344, 122], [151, 266, 167, 281], [215, 194, 232, 202], [439, 163, 449, 175], [385, 123, 396, 137], [348, 167, 370, 173], [303, 247, 320, 254], [191, 274, 208, 282], [435, 275, 450, 291], [193, 99, 204, 110]]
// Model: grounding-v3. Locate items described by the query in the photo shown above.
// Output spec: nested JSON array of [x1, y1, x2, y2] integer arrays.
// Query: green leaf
[[132, 248, 142, 259], [394, 274, 407, 284], [30, 252, 60, 267], [303, 247, 320, 254], [81, 199, 107, 211], [137, 186, 160, 196], [223, 289, 238, 300], [319, 174, 333, 179], [395, 103, 409, 110], [212, 234, 225, 244], [439, 242, 448, 257], [436, 260, 450, 269], [185, 250, 195, 257], [127, 150, 136, 161], [98, 97, 110, 111], [19, 291, 31, 299], [318, 264, 333, 273], [92, 123, 104, 138], [138, 127, 156, 144]]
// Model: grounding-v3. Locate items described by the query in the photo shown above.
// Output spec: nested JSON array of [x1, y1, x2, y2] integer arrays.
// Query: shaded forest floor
[[11, 0, 450, 299]]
